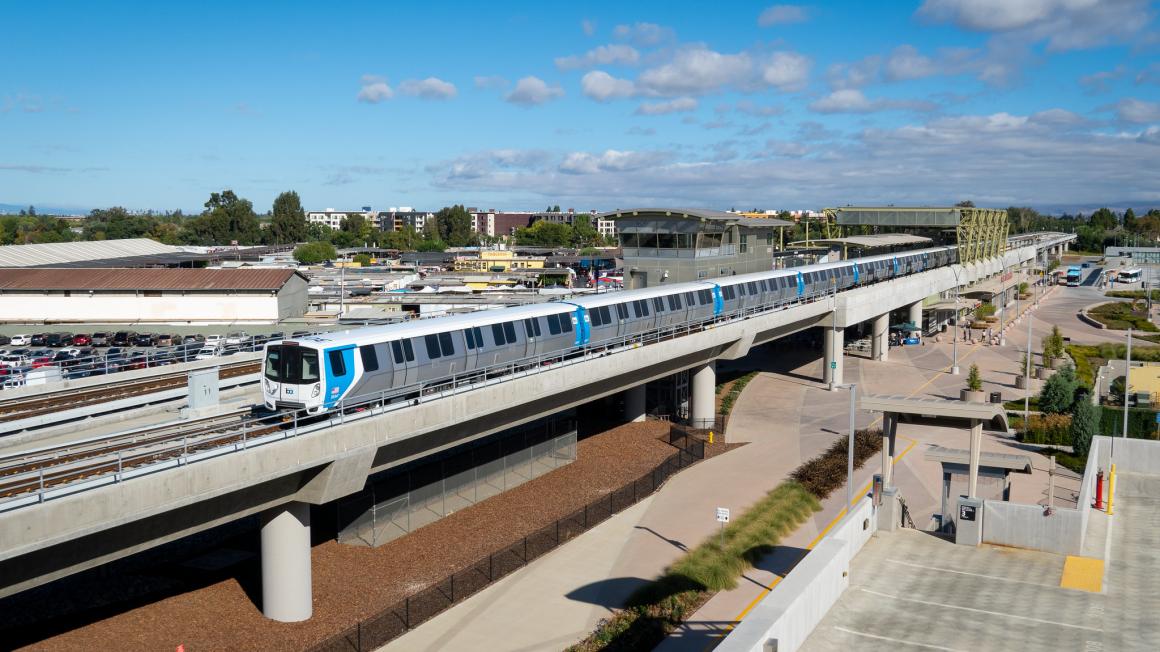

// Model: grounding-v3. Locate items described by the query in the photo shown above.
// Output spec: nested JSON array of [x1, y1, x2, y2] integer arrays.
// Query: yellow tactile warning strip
[[1060, 555, 1103, 593]]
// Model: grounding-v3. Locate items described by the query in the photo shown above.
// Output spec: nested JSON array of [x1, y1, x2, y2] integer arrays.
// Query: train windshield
[[264, 345, 320, 384]]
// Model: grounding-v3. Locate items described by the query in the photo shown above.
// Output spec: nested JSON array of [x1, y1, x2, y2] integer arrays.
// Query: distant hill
[[0, 202, 92, 216]]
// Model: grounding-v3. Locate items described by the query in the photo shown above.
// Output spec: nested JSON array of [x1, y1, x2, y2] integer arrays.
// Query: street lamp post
[[950, 265, 962, 375], [835, 383, 857, 511]]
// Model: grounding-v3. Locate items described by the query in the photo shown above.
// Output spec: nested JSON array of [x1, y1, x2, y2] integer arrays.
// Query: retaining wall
[[718, 497, 876, 652]]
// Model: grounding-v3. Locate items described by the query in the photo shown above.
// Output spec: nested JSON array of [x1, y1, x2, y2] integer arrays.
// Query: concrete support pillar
[[691, 361, 716, 428], [624, 383, 646, 423], [261, 502, 313, 622], [908, 301, 923, 334], [824, 326, 844, 389], [871, 313, 889, 362], [967, 419, 982, 499]]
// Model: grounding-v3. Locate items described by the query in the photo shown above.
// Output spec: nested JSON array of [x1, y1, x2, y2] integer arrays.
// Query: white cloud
[[1080, 67, 1129, 95], [559, 149, 668, 174], [758, 5, 809, 27], [761, 51, 811, 91], [1137, 62, 1160, 86], [612, 22, 675, 47], [638, 48, 752, 95], [474, 75, 509, 89], [916, 0, 1152, 52], [1114, 98, 1160, 123], [581, 71, 637, 101], [581, 18, 597, 36], [884, 45, 940, 81], [505, 76, 565, 106], [809, 89, 936, 114], [635, 97, 698, 115], [1030, 108, 1087, 126], [356, 75, 393, 103], [736, 100, 785, 116], [764, 139, 810, 157], [398, 77, 458, 100], [556, 44, 640, 71]]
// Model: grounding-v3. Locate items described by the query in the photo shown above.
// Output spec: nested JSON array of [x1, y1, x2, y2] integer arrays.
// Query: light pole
[[949, 265, 962, 375], [1024, 313, 1032, 438], [1123, 327, 1132, 439], [835, 383, 857, 511]]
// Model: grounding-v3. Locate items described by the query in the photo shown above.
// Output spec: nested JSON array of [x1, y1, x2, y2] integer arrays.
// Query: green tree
[[384, 226, 421, 251], [27, 205, 36, 216], [353, 253, 372, 266], [1123, 207, 1138, 233], [432, 205, 477, 247], [332, 213, 372, 248], [269, 191, 308, 244], [515, 220, 572, 246], [572, 214, 600, 247], [967, 364, 983, 391], [1109, 376, 1126, 403], [955, 200, 975, 208], [292, 240, 337, 265], [1090, 207, 1117, 231], [1070, 396, 1097, 457], [1039, 364, 1078, 414], [184, 190, 261, 245]]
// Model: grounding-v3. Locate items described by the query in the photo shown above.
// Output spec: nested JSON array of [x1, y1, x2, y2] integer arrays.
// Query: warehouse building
[[0, 268, 309, 324]]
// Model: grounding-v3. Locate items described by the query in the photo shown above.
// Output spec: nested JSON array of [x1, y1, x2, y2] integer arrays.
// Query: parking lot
[[0, 328, 322, 388]]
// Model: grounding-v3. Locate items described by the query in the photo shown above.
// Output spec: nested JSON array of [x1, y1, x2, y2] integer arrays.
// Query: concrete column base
[[624, 384, 646, 423], [691, 361, 716, 428], [261, 502, 313, 622], [954, 496, 984, 546], [878, 487, 901, 532]]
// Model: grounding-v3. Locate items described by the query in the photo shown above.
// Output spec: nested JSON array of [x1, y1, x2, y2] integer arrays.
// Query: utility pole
[[1025, 314, 1032, 438], [1123, 327, 1132, 439]]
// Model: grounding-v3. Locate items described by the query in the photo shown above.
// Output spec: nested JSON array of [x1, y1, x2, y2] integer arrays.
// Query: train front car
[[262, 340, 331, 413]]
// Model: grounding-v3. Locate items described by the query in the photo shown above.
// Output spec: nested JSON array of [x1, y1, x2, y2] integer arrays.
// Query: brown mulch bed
[[14, 420, 682, 652]]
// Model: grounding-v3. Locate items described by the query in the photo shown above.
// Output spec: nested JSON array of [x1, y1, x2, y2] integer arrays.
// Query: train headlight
[[311, 383, 321, 398]]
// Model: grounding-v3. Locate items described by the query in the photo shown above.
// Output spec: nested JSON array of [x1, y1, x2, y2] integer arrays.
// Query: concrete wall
[[719, 497, 876, 652], [0, 294, 286, 323], [1105, 435, 1160, 473], [277, 275, 309, 320]]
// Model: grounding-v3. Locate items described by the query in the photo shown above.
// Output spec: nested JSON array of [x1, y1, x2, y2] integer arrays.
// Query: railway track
[[0, 361, 260, 423], [0, 408, 285, 501]]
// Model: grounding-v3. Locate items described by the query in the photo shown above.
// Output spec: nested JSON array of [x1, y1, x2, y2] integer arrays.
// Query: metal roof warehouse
[[0, 268, 309, 324]]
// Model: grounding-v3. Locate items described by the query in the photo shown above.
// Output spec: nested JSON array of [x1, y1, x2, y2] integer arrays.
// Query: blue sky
[[2, 0, 1159, 214]]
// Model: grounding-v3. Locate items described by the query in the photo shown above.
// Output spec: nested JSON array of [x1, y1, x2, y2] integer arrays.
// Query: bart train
[[262, 245, 957, 414]]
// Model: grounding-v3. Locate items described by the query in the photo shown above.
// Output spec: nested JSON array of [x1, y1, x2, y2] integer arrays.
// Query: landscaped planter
[[983, 316, 999, 323], [970, 321, 989, 329], [1050, 357, 1068, 370], [1037, 366, 1055, 380], [961, 389, 986, 403], [1016, 375, 1028, 389]]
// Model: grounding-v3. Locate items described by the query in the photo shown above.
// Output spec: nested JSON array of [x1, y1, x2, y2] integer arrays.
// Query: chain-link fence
[[308, 444, 705, 652], [338, 420, 578, 547]]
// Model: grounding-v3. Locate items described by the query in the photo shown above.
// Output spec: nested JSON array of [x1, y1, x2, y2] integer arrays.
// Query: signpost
[[716, 507, 730, 548]]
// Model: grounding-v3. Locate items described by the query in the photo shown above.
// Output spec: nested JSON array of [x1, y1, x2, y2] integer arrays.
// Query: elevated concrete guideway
[[0, 233, 1074, 617]]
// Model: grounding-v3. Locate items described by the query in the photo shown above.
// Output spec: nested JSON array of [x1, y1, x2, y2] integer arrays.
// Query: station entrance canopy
[[824, 206, 1009, 265]]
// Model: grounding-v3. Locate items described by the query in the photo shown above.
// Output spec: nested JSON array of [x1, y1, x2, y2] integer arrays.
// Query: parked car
[[0, 354, 28, 368], [28, 348, 52, 359], [9, 334, 31, 346], [0, 335, 9, 346], [90, 332, 110, 346], [30, 334, 47, 346], [149, 350, 175, 366], [112, 331, 135, 347], [30, 356, 55, 369], [71, 333, 92, 346], [124, 353, 149, 370], [291, 331, 311, 338], [224, 332, 251, 346], [132, 333, 155, 347], [153, 334, 177, 347], [182, 334, 205, 345], [194, 346, 220, 361], [204, 334, 224, 347], [45, 333, 73, 347]]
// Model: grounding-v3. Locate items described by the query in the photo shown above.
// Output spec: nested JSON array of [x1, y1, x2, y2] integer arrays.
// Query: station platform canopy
[[823, 206, 1008, 264], [789, 233, 931, 248]]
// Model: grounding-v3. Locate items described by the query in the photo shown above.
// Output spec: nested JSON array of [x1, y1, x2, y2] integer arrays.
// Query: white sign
[[716, 507, 730, 523]]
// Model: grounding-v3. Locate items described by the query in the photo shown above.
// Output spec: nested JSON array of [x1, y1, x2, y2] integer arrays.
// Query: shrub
[[1017, 413, 1073, 445], [1088, 302, 1159, 332], [1039, 364, 1078, 414], [352, 253, 372, 266], [967, 364, 983, 391], [791, 429, 882, 499], [976, 304, 996, 319], [1018, 282, 1029, 294], [292, 240, 336, 265], [1071, 398, 1097, 457]]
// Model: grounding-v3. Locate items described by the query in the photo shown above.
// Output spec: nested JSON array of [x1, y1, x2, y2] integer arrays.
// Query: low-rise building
[[0, 268, 309, 323], [453, 249, 546, 272]]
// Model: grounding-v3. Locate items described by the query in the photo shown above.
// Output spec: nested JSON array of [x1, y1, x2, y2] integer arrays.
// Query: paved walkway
[[382, 282, 1120, 652]]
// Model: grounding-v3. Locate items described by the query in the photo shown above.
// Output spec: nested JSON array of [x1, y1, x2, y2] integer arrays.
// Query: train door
[[389, 338, 416, 389], [462, 326, 483, 373], [323, 345, 356, 408], [523, 317, 543, 357]]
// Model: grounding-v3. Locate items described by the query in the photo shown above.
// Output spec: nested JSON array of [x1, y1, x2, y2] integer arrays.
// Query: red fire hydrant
[[1095, 468, 1105, 510]]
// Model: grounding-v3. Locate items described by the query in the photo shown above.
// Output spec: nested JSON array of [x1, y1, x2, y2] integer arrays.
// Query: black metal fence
[[307, 444, 705, 652], [669, 415, 727, 450]]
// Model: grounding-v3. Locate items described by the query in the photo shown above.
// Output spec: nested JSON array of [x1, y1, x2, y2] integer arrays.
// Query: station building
[[0, 268, 309, 324], [604, 208, 793, 288]]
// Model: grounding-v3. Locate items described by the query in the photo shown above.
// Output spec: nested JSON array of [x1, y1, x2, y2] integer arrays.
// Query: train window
[[492, 323, 507, 345], [439, 332, 454, 356], [674, 295, 683, 309], [524, 319, 534, 338], [360, 345, 379, 372], [472, 327, 483, 348], [653, 297, 664, 312], [598, 306, 612, 325], [547, 314, 561, 335], [641, 300, 650, 316], [328, 350, 347, 376], [264, 347, 282, 381], [425, 334, 441, 359], [403, 339, 415, 362], [685, 292, 696, 306], [699, 290, 711, 304], [616, 303, 629, 320], [748, 282, 758, 294], [588, 309, 603, 327], [465, 328, 477, 350], [503, 321, 517, 343], [561, 314, 572, 332], [301, 350, 320, 382]]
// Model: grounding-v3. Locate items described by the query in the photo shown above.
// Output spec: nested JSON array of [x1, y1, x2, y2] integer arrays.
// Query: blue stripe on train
[[711, 285, 724, 315], [323, 345, 357, 408]]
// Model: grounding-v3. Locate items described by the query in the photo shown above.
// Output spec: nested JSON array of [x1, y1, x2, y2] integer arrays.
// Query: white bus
[[1119, 268, 1142, 284]]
